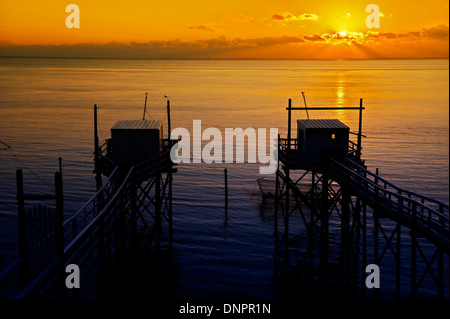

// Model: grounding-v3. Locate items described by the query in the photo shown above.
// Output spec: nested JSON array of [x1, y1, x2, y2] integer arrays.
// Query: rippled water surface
[[0, 58, 448, 298]]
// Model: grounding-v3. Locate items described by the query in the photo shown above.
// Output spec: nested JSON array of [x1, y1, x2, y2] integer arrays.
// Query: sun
[[339, 31, 348, 37]]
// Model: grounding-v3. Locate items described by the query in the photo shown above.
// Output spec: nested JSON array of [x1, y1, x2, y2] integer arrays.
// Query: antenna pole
[[143, 92, 148, 120], [302, 91, 309, 119]]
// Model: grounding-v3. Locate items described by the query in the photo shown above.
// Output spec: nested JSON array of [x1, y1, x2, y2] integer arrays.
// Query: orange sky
[[0, 0, 448, 59]]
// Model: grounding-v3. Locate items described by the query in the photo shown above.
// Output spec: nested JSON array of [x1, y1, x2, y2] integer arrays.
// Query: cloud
[[271, 12, 318, 21], [0, 36, 305, 59], [303, 34, 325, 41], [422, 24, 449, 38], [272, 14, 285, 21], [380, 32, 397, 39], [188, 25, 215, 32], [302, 25, 450, 46]]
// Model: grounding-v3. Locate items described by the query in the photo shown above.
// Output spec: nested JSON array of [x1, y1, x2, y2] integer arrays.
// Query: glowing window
[[331, 134, 336, 140]]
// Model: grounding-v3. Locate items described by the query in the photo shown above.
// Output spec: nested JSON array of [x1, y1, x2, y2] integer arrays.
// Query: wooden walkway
[[0, 146, 175, 299], [278, 137, 449, 253]]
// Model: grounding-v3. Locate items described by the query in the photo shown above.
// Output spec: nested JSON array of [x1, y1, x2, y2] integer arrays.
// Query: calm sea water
[[0, 58, 448, 299]]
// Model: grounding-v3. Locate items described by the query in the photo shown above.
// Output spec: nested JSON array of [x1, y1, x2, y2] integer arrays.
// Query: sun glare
[[339, 31, 348, 37]]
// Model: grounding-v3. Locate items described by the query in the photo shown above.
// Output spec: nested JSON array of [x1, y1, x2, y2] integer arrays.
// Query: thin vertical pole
[[438, 205, 444, 299], [167, 99, 171, 141], [310, 173, 315, 231], [357, 98, 363, 160], [168, 172, 173, 247], [16, 169, 28, 287], [131, 183, 137, 274], [59, 157, 63, 176], [94, 104, 103, 191], [284, 168, 290, 240], [396, 223, 401, 299], [17, 169, 25, 257], [274, 168, 279, 232], [224, 168, 228, 212], [55, 171, 64, 255], [374, 182, 380, 299], [58, 157, 63, 212], [301, 92, 309, 120], [287, 99, 292, 150], [55, 171, 64, 297], [94, 104, 99, 164], [142, 92, 148, 120], [411, 202, 417, 299], [438, 247, 443, 299], [155, 174, 162, 242], [274, 134, 280, 233], [320, 174, 329, 282], [361, 201, 367, 298], [341, 182, 350, 284]]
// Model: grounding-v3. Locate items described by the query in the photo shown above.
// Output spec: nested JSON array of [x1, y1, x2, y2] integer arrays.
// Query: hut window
[[331, 133, 336, 140]]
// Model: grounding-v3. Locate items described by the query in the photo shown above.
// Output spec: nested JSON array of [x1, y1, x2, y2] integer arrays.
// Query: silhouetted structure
[[275, 98, 449, 299], [0, 101, 177, 299]]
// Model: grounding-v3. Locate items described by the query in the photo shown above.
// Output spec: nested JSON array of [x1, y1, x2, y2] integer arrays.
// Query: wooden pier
[[274, 98, 449, 298], [0, 102, 177, 299]]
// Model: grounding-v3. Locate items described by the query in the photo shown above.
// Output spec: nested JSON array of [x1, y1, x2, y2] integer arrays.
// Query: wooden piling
[[357, 98, 363, 159], [287, 99, 292, 149], [16, 169, 29, 287], [54, 171, 65, 297], [411, 201, 417, 299], [167, 99, 171, 141], [94, 104, 103, 191], [320, 174, 329, 282], [224, 168, 228, 211]]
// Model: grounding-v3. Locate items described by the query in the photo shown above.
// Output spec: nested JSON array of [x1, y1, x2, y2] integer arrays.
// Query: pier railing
[[0, 165, 136, 298], [277, 135, 449, 252], [15, 166, 134, 298], [330, 157, 449, 252], [63, 166, 119, 245]]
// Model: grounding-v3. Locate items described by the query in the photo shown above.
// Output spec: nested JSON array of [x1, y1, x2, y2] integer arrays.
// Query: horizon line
[[0, 56, 449, 61]]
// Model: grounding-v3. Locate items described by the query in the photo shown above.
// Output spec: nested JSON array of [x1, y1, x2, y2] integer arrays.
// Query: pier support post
[[274, 169, 279, 232], [320, 174, 329, 282], [284, 167, 290, 240], [361, 201, 367, 298], [357, 98, 363, 160], [411, 202, 417, 299], [55, 171, 65, 298], [94, 104, 103, 192], [130, 183, 138, 274], [168, 171, 173, 248], [396, 223, 401, 299], [155, 173, 162, 246], [341, 183, 351, 284], [16, 169, 29, 288]]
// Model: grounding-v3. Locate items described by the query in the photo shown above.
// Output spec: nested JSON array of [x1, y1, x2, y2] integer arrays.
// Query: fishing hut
[[275, 97, 449, 299], [297, 119, 349, 155], [109, 119, 163, 165]]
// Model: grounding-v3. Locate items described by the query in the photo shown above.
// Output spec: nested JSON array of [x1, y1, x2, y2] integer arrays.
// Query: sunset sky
[[0, 0, 448, 59]]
